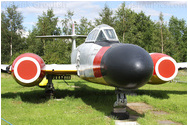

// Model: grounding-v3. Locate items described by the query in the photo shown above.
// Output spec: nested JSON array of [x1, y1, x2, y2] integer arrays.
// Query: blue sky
[[1, 1, 187, 32]]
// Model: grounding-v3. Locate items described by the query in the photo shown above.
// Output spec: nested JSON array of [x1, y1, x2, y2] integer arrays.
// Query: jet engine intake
[[11, 53, 45, 87], [148, 53, 178, 84]]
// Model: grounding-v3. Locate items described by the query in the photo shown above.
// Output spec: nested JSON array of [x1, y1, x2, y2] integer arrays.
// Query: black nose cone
[[101, 44, 153, 89]]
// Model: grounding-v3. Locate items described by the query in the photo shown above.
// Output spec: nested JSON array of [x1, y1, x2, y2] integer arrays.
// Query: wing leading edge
[[39, 64, 77, 87], [1, 64, 11, 73], [42, 64, 77, 75], [177, 62, 187, 69]]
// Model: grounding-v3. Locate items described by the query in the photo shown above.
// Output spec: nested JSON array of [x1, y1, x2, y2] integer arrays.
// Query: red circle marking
[[158, 60, 175, 78], [17, 60, 38, 80]]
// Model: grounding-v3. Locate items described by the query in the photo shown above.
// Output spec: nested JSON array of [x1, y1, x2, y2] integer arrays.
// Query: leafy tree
[[169, 16, 187, 62], [95, 3, 114, 27], [76, 17, 94, 35], [114, 2, 127, 43], [61, 10, 74, 35], [162, 25, 177, 57], [114, 2, 154, 52], [134, 11, 154, 51], [75, 17, 95, 46], [149, 21, 177, 57], [36, 9, 61, 55], [159, 12, 164, 53], [37, 9, 60, 36], [114, 3, 137, 44], [59, 10, 75, 63], [42, 39, 70, 64], [1, 4, 25, 63], [26, 9, 63, 63], [151, 22, 162, 53], [1, 11, 10, 63], [26, 27, 44, 55]]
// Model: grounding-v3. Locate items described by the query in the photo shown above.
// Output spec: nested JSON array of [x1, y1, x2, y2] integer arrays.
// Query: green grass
[[129, 70, 187, 125], [1, 70, 187, 125]]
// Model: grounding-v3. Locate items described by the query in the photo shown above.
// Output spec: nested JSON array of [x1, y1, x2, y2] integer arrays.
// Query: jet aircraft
[[2, 24, 185, 119]]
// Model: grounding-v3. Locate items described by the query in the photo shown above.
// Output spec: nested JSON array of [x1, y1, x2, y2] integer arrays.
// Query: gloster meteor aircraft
[[2, 24, 183, 119]]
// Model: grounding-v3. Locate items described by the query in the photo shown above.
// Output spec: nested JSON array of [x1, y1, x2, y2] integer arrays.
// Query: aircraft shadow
[[1, 90, 49, 104], [1, 82, 187, 118], [134, 89, 187, 99]]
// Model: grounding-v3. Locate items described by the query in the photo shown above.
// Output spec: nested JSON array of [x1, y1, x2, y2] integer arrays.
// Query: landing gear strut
[[45, 75, 55, 98], [111, 88, 129, 120]]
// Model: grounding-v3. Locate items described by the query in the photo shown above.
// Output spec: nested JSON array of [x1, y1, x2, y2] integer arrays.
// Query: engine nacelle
[[148, 53, 178, 84], [11, 53, 45, 87]]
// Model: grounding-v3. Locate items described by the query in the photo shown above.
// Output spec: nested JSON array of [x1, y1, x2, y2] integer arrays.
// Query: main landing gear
[[111, 88, 129, 120], [44, 75, 71, 98], [45, 75, 55, 98]]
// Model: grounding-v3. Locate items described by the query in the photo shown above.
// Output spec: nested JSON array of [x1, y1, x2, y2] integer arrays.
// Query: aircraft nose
[[101, 44, 153, 89]]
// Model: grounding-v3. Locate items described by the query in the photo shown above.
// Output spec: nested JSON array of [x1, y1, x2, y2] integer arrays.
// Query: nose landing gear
[[111, 88, 129, 120]]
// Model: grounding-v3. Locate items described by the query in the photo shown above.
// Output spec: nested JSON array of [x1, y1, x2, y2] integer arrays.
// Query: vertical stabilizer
[[72, 39, 76, 51], [72, 22, 76, 51], [72, 23, 75, 35]]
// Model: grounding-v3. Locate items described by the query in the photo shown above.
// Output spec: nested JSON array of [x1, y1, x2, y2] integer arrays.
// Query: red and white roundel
[[12, 53, 45, 86], [150, 53, 178, 82], [14, 57, 41, 83], [155, 56, 178, 81]]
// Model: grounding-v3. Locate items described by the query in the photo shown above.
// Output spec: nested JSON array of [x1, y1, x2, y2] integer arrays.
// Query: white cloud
[[161, 1, 187, 6], [136, 1, 187, 6], [6, 1, 185, 32], [15, 1, 103, 32], [17, 2, 66, 16], [17, 1, 100, 20], [16, 1, 101, 30], [125, 2, 172, 19], [56, 1, 101, 22]]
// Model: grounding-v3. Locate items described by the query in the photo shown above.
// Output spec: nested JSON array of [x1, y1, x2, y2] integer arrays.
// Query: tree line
[[1, 2, 187, 64]]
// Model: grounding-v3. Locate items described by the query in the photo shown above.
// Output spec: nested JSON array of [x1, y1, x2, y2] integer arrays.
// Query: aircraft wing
[[42, 64, 77, 75], [1, 64, 77, 75], [177, 62, 187, 69], [1, 64, 11, 73], [36, 35, 87, 39]]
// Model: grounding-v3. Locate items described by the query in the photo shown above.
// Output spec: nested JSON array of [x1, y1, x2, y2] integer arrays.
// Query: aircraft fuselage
[[71, 41, 154, 89]]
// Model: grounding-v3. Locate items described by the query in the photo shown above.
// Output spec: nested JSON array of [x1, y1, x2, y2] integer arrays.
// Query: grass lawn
[[1, 70, 187, 125]]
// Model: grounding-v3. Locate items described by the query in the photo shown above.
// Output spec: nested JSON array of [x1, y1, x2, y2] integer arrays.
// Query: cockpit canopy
[[85, 24, 119, 43]]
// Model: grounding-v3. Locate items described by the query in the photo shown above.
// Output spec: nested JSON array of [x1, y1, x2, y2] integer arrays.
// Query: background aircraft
[[1, 24, 186, 119]]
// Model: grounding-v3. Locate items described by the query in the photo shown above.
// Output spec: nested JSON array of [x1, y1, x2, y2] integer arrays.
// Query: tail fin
[[72, 23, 75, 35], [72, 23, 76, 50]]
